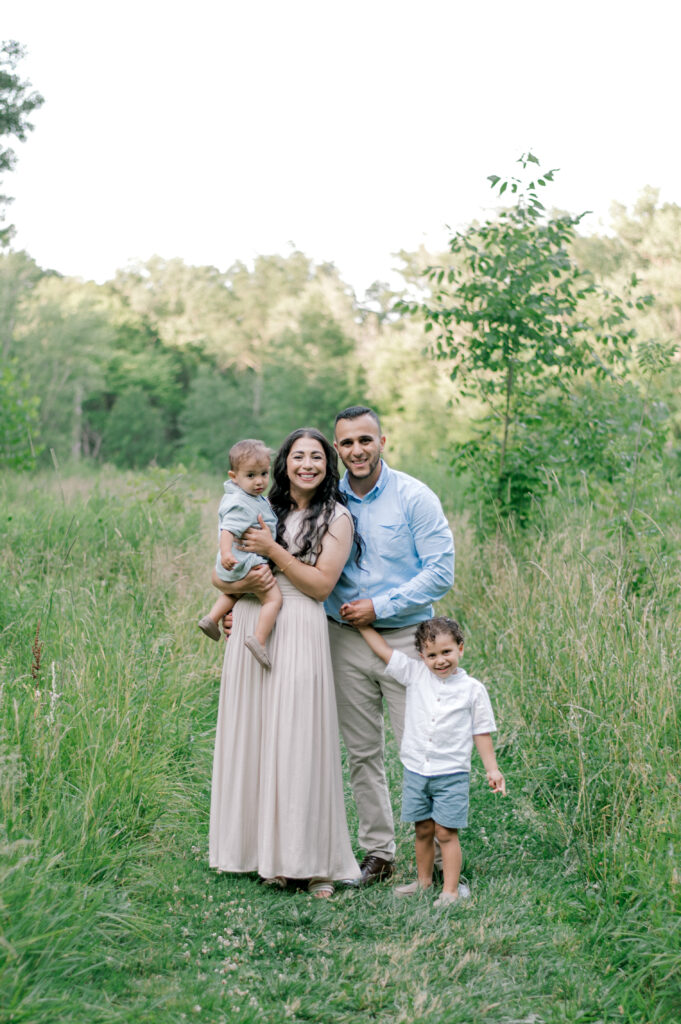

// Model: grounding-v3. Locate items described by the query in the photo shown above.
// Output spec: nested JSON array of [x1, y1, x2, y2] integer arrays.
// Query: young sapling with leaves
[[198, 439, 282, 669], [357, 616, 505, 906]]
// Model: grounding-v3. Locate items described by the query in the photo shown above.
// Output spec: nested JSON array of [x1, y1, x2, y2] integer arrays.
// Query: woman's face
[[286, 436, 328, 502]]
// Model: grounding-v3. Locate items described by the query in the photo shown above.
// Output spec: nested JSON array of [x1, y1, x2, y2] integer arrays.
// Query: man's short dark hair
[[334, 405, 381, 432], [415, 616, 465, 652]]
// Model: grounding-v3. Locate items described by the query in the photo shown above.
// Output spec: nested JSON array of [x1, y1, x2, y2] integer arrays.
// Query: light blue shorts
[[401, 768, 470, 829]]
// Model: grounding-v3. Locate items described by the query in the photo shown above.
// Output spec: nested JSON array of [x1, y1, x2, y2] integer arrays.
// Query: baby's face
[[419, 633, 463, 679], [231, 458, 270, 497]]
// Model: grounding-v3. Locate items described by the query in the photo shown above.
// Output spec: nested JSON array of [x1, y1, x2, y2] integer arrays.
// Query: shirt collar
[[340, 460, 390, 503]]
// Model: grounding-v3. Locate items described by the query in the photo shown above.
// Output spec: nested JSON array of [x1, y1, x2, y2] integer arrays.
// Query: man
[[326, 405, 454, 885]]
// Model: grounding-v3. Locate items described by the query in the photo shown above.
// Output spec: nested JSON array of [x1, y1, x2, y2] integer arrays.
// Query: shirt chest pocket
[[376, 522, 415, 561]]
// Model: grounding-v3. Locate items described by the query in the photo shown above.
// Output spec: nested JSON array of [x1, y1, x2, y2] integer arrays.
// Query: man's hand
[[339, 599, 376, 628]]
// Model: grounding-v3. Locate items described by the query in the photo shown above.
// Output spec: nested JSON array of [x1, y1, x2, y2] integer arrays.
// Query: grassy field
[[0, 467, 679, 1023]]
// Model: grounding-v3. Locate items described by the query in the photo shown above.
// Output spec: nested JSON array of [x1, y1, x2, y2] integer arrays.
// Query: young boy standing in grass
[[357, 616, 505, 907]]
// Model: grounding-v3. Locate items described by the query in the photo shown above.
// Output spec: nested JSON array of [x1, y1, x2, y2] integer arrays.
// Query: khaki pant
[[328, 619, 418, 861]]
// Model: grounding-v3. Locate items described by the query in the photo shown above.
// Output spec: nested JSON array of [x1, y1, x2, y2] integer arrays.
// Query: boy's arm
[[473, 733, 506, 795], [219, 529, 238, 570], [357, 625, 393, 666]]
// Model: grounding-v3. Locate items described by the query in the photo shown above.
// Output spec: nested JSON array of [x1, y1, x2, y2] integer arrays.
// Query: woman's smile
[[286, 438, 327, 503]]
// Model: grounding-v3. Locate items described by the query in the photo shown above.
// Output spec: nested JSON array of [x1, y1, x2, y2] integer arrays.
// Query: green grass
[[1, 467, 679, 1023]]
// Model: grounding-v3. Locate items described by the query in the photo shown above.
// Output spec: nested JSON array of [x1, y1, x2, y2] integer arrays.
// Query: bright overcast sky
[[3, 0, 681, 296]]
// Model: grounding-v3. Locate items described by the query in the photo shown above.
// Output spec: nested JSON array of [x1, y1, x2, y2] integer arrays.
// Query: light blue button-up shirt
[[325, 462, 455, 629]]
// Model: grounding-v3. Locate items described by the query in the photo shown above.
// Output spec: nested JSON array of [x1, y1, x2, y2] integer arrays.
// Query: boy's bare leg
[[254, 582, 283, 647], [434, 824, 462, 895], [414, 819, 436, 888]]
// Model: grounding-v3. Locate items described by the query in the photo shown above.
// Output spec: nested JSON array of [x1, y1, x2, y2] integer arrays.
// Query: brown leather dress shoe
[[357, 854, 394, 885]]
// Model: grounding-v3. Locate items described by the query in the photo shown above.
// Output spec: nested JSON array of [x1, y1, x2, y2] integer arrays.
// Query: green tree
[[403, 153, 654, 518], [12, 276, 117, 462], [573, 190, 681, 476], [262, 302, 367, 441], [0, 359, 40, 468], [0, 41, 44, 245], [0, 249, 45, 357], [176, 365, 259, 470], [100, 386, 170, 468]]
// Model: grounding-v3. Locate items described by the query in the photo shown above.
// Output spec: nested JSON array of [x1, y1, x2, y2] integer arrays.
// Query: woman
[[209, 428, 360, 895]]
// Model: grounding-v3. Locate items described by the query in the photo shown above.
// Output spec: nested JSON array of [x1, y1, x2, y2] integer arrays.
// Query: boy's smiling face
[[419, 632, 464, 679]]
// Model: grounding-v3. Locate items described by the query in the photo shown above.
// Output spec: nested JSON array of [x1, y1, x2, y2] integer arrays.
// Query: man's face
[[334, 414, 385, 486]]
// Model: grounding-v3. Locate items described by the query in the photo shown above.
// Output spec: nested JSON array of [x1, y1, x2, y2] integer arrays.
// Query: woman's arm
[[211, 563, 277, 598], [240, 513, 353, 602]]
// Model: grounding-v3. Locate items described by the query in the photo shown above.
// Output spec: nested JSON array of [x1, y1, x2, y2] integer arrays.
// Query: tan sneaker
[[395, 880, 431, 896], [434, 883, 470, 908]]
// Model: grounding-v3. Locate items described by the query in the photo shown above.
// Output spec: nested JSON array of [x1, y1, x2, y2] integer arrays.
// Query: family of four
[[202, 405, 505, 903]]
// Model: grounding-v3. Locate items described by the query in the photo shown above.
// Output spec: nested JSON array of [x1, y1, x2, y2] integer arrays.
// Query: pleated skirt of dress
[[209, 575, 360, 882]]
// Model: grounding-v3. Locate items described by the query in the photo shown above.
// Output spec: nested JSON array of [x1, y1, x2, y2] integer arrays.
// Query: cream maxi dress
[[209, 505, 360, 883]]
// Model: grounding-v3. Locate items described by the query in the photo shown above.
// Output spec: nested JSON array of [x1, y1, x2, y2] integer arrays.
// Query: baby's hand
[[487, 770, 506, 796], [221, 552, 238, 570]]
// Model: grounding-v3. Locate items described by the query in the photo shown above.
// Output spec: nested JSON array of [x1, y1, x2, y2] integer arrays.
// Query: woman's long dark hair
[[268, 427, 360, 562]]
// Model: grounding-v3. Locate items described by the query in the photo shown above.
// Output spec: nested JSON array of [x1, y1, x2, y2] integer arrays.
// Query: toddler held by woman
[[198, 439, 282, 670]]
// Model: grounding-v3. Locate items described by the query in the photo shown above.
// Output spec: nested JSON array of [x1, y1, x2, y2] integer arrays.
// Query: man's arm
[[371, 487, 454, 622]]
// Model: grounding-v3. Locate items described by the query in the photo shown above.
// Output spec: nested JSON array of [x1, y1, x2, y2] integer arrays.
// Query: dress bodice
[[281, 504, 351, 566]]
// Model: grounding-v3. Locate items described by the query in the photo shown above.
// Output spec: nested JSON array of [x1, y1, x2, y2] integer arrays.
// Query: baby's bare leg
[[207, 591, 236, 624], [199, 589, 237, 641], [254, 581, 283, 647]]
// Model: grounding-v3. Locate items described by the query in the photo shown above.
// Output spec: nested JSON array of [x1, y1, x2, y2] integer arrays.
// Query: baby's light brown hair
[[229, 439, 273, 470]]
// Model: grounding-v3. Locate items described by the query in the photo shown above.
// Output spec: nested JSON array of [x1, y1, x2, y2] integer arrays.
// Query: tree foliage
[[0, 41, 44, 245], [0, 251, 380, 470], [0, 359, 40, 468], [401, 154, 659, 519], [0, 154, 678, 506]]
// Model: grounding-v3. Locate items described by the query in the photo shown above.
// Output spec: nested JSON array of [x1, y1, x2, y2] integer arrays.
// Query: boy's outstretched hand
[[487, 769, 506, 796]]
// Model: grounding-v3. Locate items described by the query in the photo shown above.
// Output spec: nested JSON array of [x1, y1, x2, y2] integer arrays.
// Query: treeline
[[1, 187, 680, 492], [0, 249, 460, 475]]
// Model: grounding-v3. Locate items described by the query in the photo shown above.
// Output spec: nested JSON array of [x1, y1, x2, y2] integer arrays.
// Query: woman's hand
[[211, 563, 276, 598], [239, 515, 276, 558]]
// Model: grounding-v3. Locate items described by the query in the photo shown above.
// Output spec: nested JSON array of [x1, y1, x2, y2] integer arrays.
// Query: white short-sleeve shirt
[[386, 649, 497, 777]]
